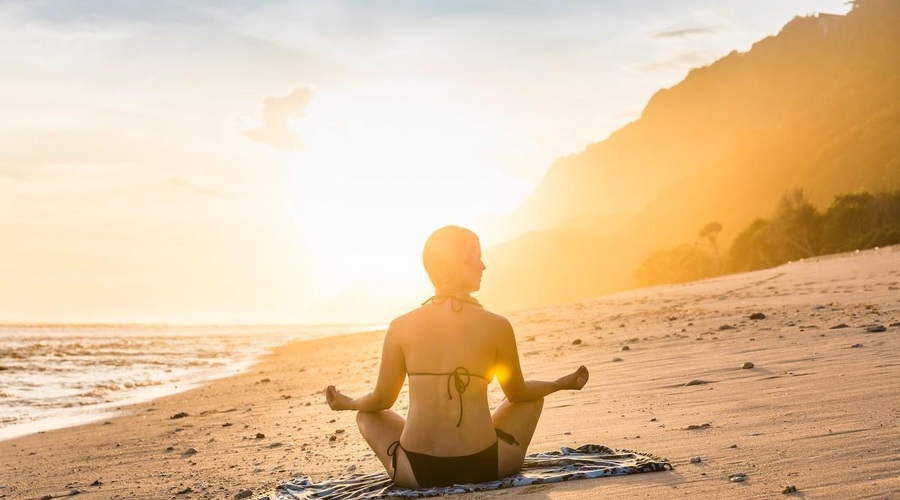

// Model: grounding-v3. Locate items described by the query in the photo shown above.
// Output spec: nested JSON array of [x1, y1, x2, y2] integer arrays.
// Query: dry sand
[[1, 246, 899, 499]]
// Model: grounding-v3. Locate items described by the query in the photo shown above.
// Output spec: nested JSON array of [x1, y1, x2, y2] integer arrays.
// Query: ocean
[[0, 323, 382, 441]]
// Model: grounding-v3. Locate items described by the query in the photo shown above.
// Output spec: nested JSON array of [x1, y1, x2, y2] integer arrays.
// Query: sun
[[275, 83, 520, 309]]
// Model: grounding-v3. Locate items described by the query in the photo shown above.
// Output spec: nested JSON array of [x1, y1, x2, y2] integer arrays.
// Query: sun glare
[[276, 84, 520, 307]]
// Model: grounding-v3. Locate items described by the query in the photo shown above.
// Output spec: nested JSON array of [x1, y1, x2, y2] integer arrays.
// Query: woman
[[325, 225, 589, 487]]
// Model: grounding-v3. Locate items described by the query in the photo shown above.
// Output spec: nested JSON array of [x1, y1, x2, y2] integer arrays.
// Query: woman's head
[[422, 226, 485, 294]]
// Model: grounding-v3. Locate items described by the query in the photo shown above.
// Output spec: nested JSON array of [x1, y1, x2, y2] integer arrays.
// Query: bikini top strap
[[421, 294, 483, 311], [407, 366, 486, 427]]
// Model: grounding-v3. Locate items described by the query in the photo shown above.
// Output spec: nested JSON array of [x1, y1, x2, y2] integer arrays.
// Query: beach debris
[[690, 456, 702, 463], [612, 357, 623, 362], [729, 472, 747, 482], [850, 343, 864, 348], [620, 345, 630, 351], [742, 362, 755, 369], [170, 412, 189, 419], [866, 325, 886, 333], [685, 423, 712, 430], [684, 379, 711, 386], [256, 432, 265, 439], [749, 313, 766, 320], [830, 323, 849, 329], [182, 447, 198, 456], [234, 489, 253, 499], [782, 484, 798, 494], [572, 338, 582, 345]]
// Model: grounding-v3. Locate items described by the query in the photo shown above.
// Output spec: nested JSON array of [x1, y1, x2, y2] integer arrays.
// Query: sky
[[0, 0, 851, 325]]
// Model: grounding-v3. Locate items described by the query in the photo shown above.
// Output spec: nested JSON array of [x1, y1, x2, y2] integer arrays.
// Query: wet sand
[[2, 247, 899, 499]]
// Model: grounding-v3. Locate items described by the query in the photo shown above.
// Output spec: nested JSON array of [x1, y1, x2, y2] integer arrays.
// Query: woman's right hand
[[325, 385, 353, 411], [558, 365, 589, 391]]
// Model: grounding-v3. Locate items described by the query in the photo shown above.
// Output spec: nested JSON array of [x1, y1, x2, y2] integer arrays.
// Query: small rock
[[611, 357, 623, 362], [729, 444, 738, 448], [690, 456, 701, 463], [850, 343, 864, 348], [782, 485, 797, 494], [718, 324, 735, 331], [259, 378, 271, 383], [686, 423, 712, 430], [171, 412, 189, 419], [620, 345, 630, 351], [347, 464, 357, 472], [730, 475, 745, 483], [234, 489, 253, 499], [866, 325, 886, 333], [749, 313, 766, 320], [90, 480, 102, 486], [177, 487, 192, 495], [572, 339, 582, 345], [329, 435, 337, 442], [255, 432, 265, 439], [40, 495, 53, 500], [830, 323, 849, 329], [165, 446, 175, 452], [335, 429, 345, 434], [684, 379, 710, 386], [222, 422, 233, 427], [890, 322, 900, 327], [742, 362, 755, 369], [183, 447, 198, 456], [69, 489, 81, 496]]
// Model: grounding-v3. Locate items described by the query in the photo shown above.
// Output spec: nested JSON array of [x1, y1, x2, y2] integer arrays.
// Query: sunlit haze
[[0, 1, 850, 324]]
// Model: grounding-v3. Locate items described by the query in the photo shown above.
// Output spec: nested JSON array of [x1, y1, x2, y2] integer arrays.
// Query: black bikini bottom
[[388, 428, 519, 487]]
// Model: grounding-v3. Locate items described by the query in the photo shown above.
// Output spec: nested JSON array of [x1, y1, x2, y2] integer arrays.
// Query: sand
[[2, 246, 899, 499]]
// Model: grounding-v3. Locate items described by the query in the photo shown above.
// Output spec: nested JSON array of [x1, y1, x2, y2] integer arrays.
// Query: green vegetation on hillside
[[636, 189, 900, 286]]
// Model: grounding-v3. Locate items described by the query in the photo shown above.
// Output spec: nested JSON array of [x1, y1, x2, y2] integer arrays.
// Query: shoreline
[[1, 247, 899, 499]]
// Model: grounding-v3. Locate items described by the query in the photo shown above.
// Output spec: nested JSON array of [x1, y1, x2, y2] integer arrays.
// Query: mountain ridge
[[481, 0, 900, 312]]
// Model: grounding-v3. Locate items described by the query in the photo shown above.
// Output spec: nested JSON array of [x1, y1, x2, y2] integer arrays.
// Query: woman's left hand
[[325, 385, 353, 411]]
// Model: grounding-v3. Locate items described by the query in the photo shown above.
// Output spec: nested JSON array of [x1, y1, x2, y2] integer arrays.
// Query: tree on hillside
[[771, 190, 822, 260]]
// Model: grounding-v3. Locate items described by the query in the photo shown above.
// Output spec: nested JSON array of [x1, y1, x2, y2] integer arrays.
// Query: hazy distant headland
[[481, 0, 900, 312]]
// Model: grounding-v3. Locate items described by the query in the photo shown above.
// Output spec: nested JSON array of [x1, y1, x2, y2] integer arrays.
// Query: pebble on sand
[[749, 313, 766, 320], [830, 323, 849, 329], [866, 325, 886, 333], [182, 448, 198, 456], [729, 472, 747, 482], [612, 357, 623, 362], [234, 489, 253, 499], [690, 456, 701, 463], [851, 343, 864, 348], [572, 339, 582, 345], [170, 412, 189, 419], [620, 345, 630, 351], [742, 362, 755, 369], [684, 379, 711, 386], [783, 484, 798, 494]]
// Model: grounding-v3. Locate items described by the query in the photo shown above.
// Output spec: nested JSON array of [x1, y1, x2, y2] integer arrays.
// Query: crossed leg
[[355, 410, 418, 487], [492, 397, 544, 478]]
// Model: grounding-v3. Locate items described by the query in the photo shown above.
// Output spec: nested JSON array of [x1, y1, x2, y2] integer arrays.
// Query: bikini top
[[408, 366, 488, 427]]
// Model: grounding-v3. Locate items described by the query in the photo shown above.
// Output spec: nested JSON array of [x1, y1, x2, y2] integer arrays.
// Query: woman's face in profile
[[460, 239, 486, 292]]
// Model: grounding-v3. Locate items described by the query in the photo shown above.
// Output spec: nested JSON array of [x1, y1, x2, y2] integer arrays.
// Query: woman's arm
[[494, 318, 589, 402], [326, 322, 407, 412]]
